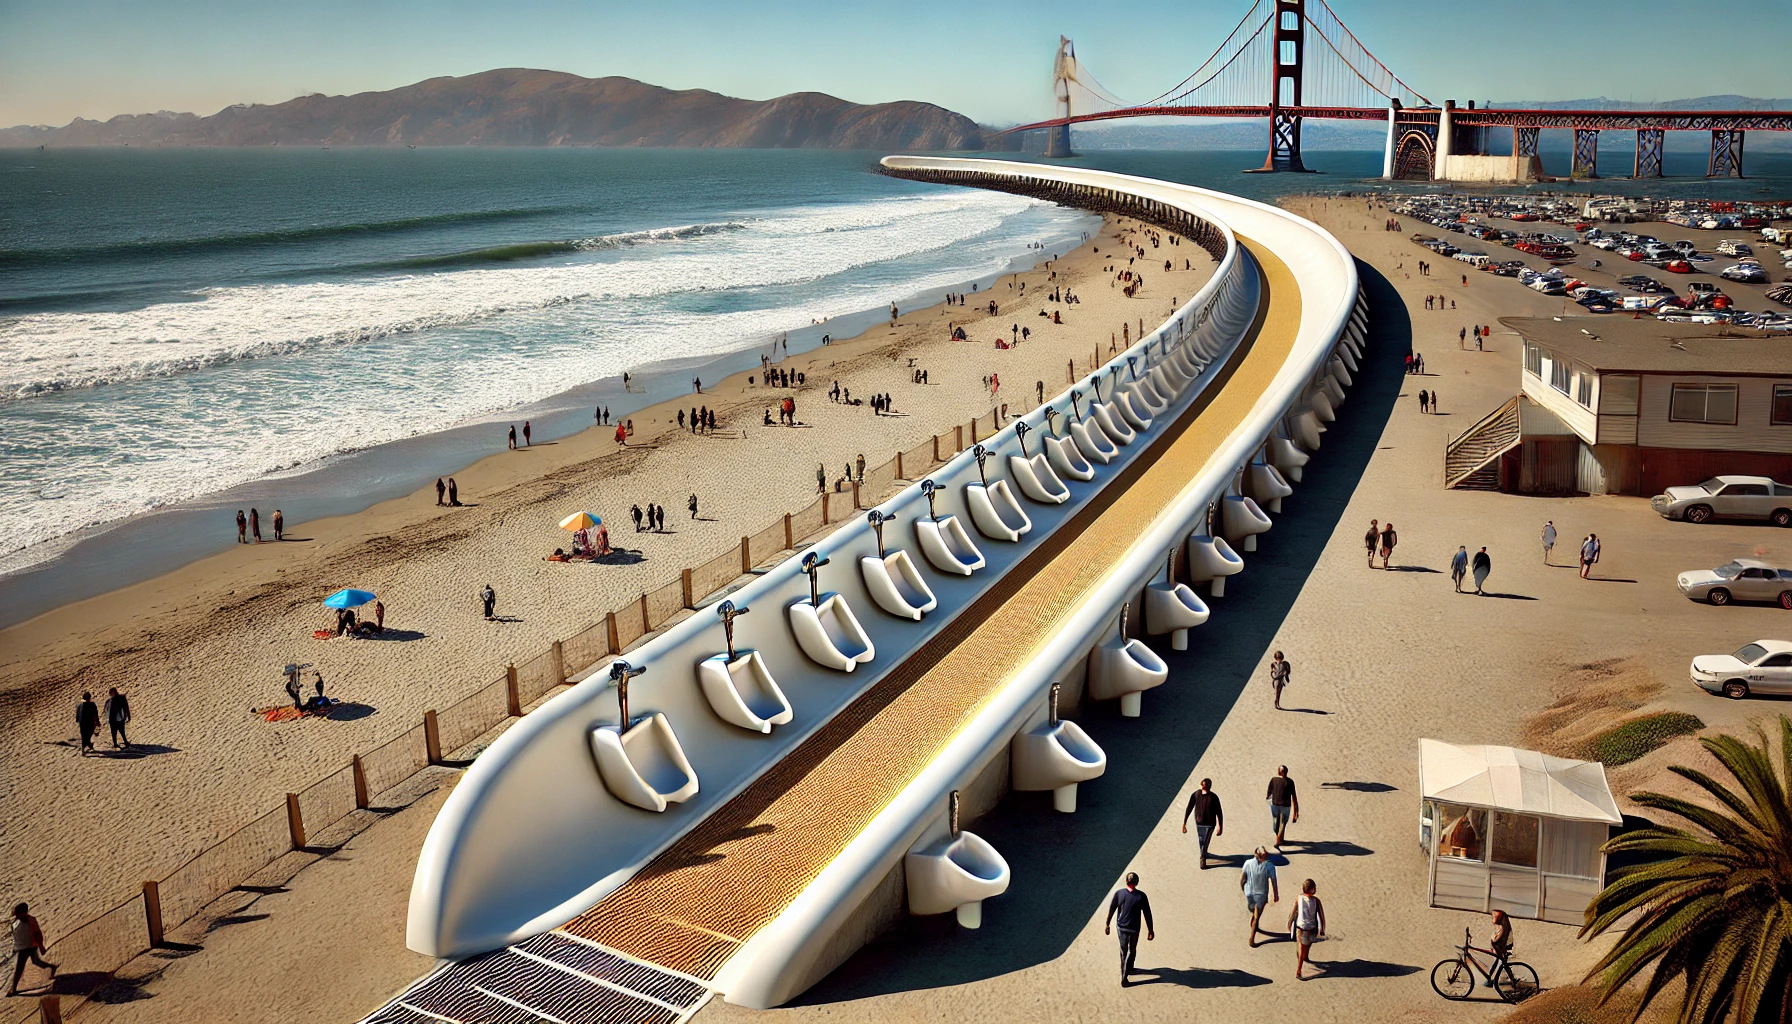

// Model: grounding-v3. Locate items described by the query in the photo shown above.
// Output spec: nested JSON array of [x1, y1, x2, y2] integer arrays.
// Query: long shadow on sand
[[795, 260, 1412, 1004]]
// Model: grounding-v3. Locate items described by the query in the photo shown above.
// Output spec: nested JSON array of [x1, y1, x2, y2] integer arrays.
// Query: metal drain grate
[[363, 932, 711, 1024]]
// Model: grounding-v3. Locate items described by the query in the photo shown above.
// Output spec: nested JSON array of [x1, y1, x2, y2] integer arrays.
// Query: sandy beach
[[0, 212, 1216, 952]]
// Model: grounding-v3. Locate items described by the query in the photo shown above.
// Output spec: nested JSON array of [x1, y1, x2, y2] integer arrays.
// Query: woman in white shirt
[[1288, 879, 1327, 981]]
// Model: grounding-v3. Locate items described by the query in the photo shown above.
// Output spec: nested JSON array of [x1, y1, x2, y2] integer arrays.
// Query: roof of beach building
[[1419, 738, 1623, 824], [1503, 316, 1792, 377]]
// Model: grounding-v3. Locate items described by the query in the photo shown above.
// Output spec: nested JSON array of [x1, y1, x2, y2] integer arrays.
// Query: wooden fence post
[[505, 665, 522, 718], [424, 710, 443, 765], [352, 755, 370, 808], [285, 793, 306, 850], [822, 492, 830, 525], [550, 641, 565, 687], [638, 594, 651, 634], [37, 995, 62, 1024], [783, 513, 793, 551], [606, 612, 620, 653], [682, 568, 694, 608], [969, 418, 978, 444], [740, 536, 752, 574], [142, 880, 164, 949], [954, 425, 963, 452], [933, 434, 941, 463], [1068, 358, 1074, 383], [895, 451, 904, 480], [852, 479, 861, 509]]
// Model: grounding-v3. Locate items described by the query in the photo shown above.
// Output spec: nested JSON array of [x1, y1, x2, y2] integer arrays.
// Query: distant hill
[[0, 69, 994, 150]]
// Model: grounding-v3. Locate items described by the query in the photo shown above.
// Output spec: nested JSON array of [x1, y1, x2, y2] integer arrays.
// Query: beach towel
[[312, 630, 334, 639], [255, 706, 308, 722]]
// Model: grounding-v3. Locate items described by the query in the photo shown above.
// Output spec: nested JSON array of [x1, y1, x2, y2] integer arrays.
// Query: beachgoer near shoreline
[[632, 504, 644, 532], [1472, 547, 1492, 594], [1451, 545, 1469, 593], [481, 584, 497, 621], [374, 600, 385, 631], [273, 509, 284, 541], [75, 692, 99, 755], [1269, 651, 1290, 711], [522, 421, 531, 447], [250, 508, 262, 543], [615, 423, 627, 446], [507, 425, 517, 450], [286, 670, 304, 709], [1379, 522, 1397, 569], [7, 904, 57, 996], [436, 478, 446, 506], [688, 494, 698, 520], [447, 478, 459, 505], [236, 509, 247, 543]]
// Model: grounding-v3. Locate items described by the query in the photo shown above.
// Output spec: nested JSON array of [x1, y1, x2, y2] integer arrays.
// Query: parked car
[[1723, 263, 1770, 283], [1664, 259, 1695, 274], [1652, 475, 1792, 525], [1768, 283, 1792, 307], [1717, 239, 1751, 256], [1691, 640, 1792, 697], [1529, 277, 1567, 295], [1678, 560, 1792, 606], [1575, 297, 1616, 313], [1674, 240, 1698, 254]]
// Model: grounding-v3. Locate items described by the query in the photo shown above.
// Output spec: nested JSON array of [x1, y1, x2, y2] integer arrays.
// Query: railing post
[[895, 450, 904, 480], [505, 665, 522, 717], [852, 479, 861, 509], [142, 880, 164, 948], [933, 434, 941, 463], [740, 536, 752, 573], [424, 710, 443, 765], [783, 513, 793, 550], [969, 418, 978, 444], [352, 754, 370, 808], [638, 593, 651, 634], [285, 793, 306, 850], [682, 568, 694, 608], [38, 995, 62, 1024], [605, 612, 620, 653], [822, 492, 830, 525], [550, 640, 565, 686], [954, 425, 963, 452]]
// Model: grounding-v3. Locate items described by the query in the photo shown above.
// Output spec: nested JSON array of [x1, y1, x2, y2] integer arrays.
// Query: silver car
[[1677, 559, 1792, 607], [1651, 475, 1792, 526], [1692, 640, 1792, 698]]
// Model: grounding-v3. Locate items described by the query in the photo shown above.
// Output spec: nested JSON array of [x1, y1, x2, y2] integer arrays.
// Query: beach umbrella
[[559, 510, 602, 531], [322, 588, 377, 609]]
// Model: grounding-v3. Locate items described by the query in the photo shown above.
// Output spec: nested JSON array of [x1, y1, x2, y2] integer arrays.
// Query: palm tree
[[1581, 716, 1792, 1024]]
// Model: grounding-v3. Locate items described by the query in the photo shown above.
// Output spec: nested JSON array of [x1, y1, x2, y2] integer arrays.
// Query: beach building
[[1419, 740, 1622, 924], [1445, 317, 1792, 495]]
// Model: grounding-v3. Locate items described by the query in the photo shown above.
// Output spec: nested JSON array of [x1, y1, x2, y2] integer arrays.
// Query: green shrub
[[1583, 712, 1704, 766]]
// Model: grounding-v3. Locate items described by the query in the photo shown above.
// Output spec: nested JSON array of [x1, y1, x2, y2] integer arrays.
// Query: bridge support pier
[[1381, 100, 1399, 178], [1571, 129, 1599, 179], [1707, 130, 1744, 178], [1633, 129, 1664, 178], [1044, 124, 1073, 158]]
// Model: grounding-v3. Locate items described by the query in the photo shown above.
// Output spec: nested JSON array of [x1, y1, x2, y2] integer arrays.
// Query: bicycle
[[1430, 926, 1540, 1003]]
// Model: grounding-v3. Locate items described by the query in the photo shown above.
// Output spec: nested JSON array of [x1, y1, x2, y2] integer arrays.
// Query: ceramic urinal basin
[[905, 831, 1011, 928], [1337, 345, 1360, 374], [1114, 389, 1154, 431], [1130, 377, 1169, 412], [1187, 533, 1245, 597], [1248, 462, 1294, 513], [1292, 410, 1324, 451], [1009, 454, 1070, 505], [1091, 402, 1135, 446], [1309, 388, 1337, 423], [1323, 374, 1347, 407], [789, 594, 875, 671], [861, 550, 938, 620], [1012, 719, 1107, 812], [590, 714, 699, 813], [1145, 581, 1210, 651], [1045, 434, 1096, 482], [1087, 633, 1170, 717], [967, 481, 1032, 542], [1270, 435, 1310, 483], [1158, 360, 1192, 392], [1329, 355, 1354, 387], [1149, 366, 1181, 402], [916, 515, 985, 575], [1222, 494, 1272, 552], [698, 651, 794, 734], [1071, 417, 1119, 465]]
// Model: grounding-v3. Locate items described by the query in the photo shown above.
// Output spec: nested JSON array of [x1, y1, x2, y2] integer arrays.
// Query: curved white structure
[[1248, 462, 1294, 513], [1187, 533, 1245, 597], [904, 830, 1010, 928], [1221, 493, 1273, 551], [1145, 581, 1211, 651], [1009, 454, 1071, 505], [1011, 719, 1107, 812], [1086, 631, 1171, 717], [698, 652, 794, 734], [1114, 390, 1153, 431], [1070, 416, 1119, 464], [1090, 402, 1135, 446], [915, 514, 985, 575], [1044, 433, 1095, 482], [1270, 435, 1311, 483], [590, 715, 699, 814]]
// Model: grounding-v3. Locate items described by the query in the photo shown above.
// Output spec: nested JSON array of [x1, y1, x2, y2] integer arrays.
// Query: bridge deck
[[560, 242, 1302, 981]]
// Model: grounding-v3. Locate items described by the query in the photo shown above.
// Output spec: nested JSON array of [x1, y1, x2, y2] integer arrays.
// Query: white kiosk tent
[[1419, 740, 1623, 924]]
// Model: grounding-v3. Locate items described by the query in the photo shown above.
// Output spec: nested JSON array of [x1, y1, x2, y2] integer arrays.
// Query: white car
[[1722, 263, 1769, 283], [1692, 640, 1792, 698], [1529, 277, 1567, 295], [1717, 239, 1749, 256], [1677, 558, 1792, 606]]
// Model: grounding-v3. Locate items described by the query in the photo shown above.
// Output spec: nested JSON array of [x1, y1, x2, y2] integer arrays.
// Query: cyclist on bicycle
[[1490, 910, 1513, 963]]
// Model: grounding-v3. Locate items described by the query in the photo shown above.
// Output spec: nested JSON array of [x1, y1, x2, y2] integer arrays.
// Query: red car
[[1665, 259, 1694, 274]]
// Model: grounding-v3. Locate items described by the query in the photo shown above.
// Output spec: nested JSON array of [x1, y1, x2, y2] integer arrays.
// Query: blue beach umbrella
[[322, 588, 377, 609]]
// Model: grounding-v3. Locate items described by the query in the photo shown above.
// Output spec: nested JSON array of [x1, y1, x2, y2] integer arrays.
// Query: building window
[[1774, 385, 1792, 426], [1576, 368, 1594, 408], [1550, 359, 1571, 395], [1669, 384, 1738, 425], [1523, 342, 1544, 376]]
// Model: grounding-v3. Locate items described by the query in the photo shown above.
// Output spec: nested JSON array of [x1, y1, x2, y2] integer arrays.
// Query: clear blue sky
[[2, 0, 1788, 128]]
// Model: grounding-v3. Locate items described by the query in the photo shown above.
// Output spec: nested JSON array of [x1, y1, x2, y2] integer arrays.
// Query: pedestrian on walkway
[[1472, 546, 1492, 594], [480, 583, 497, 620], [249, 508, 261, 543], [1419, 389, 1429, 414], [1268, 766, 1299, 847], [1542, 521, 1558, 564], [447, 478, 459, 506], [1181, 778, 1224, 869], [1104, 872, 1155, 985], [632, 504, 644, 532], [1241, 847, 1280, 947], [1379, 521, 1398, 569], [1459, 326, 1466, 348], [816, 463, 827, 493], [1269, 651, 1291, 711], [522, 420, 532, 446], [1431, 388, 1440, 413], [105, 687, 131, 749], [1450, 545, 1469, 593], [507, 425, 517, 450], [688, 494, 699, 520], [75, 692, 99, 756], [1289, 879, 1327, 981], [1364, 519, 1379, 568], [1580, 533, 1601, 579], [7, 903, 57, 997]]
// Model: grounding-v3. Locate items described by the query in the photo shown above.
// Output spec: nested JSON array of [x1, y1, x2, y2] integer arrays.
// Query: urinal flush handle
[[1070, 391, 1083, 422], [1043, 407, 1059, 436], [1013, 420, 1030, 458], [717, 601, 749, 660], [801, 552, 830, 607], [866, 510, 887, 557], [1049, 682, 1061, 727], [949, 789, 961, 838], [972, 444, 989, 487], [610, 660, 644, 728], [920, 479, 939, 522]]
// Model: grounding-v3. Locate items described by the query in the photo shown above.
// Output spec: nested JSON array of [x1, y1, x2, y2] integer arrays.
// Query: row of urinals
[[585, 341, 1208, 816]]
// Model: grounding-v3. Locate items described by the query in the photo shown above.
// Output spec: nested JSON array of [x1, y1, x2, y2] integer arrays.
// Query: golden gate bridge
[[1008, 0, 1792, 181]]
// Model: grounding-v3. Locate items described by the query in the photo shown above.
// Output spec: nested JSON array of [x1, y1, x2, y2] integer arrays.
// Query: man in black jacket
[[1182, 779, 1224, 868], [104, 688, 131, 749], [75, 693, 99, 756], [1103, 872, 1155, 985]]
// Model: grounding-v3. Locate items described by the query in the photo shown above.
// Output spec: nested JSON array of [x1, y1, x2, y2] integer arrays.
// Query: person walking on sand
[[1430, 388, 1440, 414], [447, 478, 459, 505], [508, 425, 517, 450], [1268, 765, 1299, 847], [1363, 519, 1378, 568], [688, 494, 698, 520], [1182, 778, 1224, 868], [1241, 847, 1280, 947], [615, 422, 627, 446], [816, 463, 827, 493], [1580, 533, 1601, 579], [1269, 650, 1291, 710], [856, 454, 866, 482], [286, 670, 304, 710], [632, 504, 643, 532], [250, 508, 261, 542], [1379, 521, 1398, 569], [436, 478, 446, 506], [522, 420, 531, 447], [272, 509, 284, 541], [1542, 521, 1558, 564], [480, 584, 497, 621], [1289, 879, 1327, 981], [75, 692, 99, 756], [7, 903, 57, 997], [1472, 546, 1492, 595], [1103, 872, 1154, 985], [374, 599, 385, 631], [104, 687, 131, 749], [236, 509, 248, 543], [1451, 544, 1469, 593], [1419, 388, 1429, 414]]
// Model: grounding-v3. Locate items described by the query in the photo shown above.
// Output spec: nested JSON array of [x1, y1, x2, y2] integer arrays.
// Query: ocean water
[[0, 148, 1097, 571]]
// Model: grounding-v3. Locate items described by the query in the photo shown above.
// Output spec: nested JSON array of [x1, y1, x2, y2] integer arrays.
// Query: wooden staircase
[[1444, 396, 1520, 490]]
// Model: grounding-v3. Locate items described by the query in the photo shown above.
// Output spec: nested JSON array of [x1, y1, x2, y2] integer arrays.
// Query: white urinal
[[697, 651, 794, 734], [861, 550, 938, 620], [590, 714, 699, 813], [1188, 533, 1244, 597], [1338, 346, 1360, 374], [1009, 454, 1070, 504], [968, 481, 1032, 541], [905, 831, 1011, 927], [1310, 388, 1337, 423], [1091, 402, 1135, 446], [1293, 410, 1323, 451], [1149, 366, 1180, 402], [1323, 375, 1346, 407], [1130, 377, 1169, 412], [1329, 356, 1353, 387], [1158, 360, 1192, 391], [1145, 581, 1210, 651], [1045, 434, 1095, 482], [1222, 494, 1272, 552], [1248, 463, 1294, 513], [1270, 435, 1310, 483], [1114, 389, 1153, 431], [916, 515, 985, 575], [1012, 720, 1107, 812], [1071, 418, 1119, 464], [789, 594, 875, 671], [1087, 634, 1170, 717]]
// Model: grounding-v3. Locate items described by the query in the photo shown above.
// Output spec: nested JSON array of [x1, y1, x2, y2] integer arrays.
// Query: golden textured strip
[[563, 241, 1302, 978]]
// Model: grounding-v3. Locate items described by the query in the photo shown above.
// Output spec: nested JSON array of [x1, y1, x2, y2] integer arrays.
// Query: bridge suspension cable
[[1302, 0, 1431, 107]]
